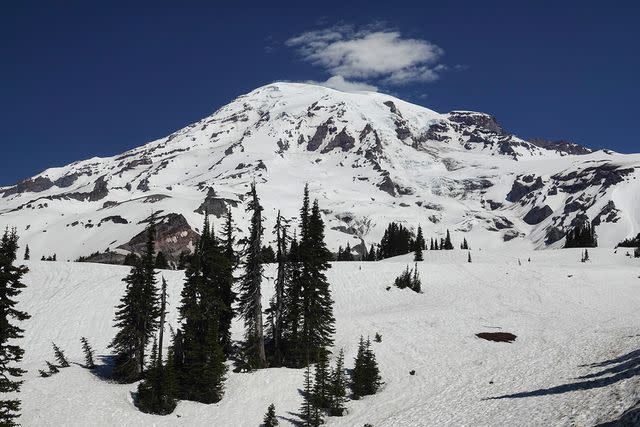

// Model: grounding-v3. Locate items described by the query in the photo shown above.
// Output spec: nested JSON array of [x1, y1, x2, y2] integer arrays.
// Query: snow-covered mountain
[[1, 82, 638, 262]]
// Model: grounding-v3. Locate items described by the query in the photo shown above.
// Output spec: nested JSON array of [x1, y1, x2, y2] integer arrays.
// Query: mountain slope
[[0, 82, 638, 262]]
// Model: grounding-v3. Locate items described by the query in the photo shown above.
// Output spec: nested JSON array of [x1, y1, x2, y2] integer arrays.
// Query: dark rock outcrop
[[523, 205, 553, 225]]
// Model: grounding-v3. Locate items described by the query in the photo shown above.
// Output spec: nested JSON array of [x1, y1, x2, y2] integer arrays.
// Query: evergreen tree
[[219, 209, 237, 355], [263, 403, 279, 427], [174, 214, 227, 403], [136, 278, 177, 415], [351, 337, 381, 398], [415, 225, 425, 251], [260, 245, 276, 263], [46, 361, 59, 374], [80, 337, 96, 369], [430, 238, 435, 251], [109, 216, 160, 382], [38, 369, 50, 378], [342, 243, 354, 261], [394, 266, 413, 290], [283, 235, 303, 367], [411, 263, 421, 293], [366, 244, 376, 261], [329, 348, 347, 416], [313, 349, 331, 410], [461, 238, 469, 250], [52, 342, 69, 368], [565, 220, 598, 248], [123, 252, 139, 267], [299, 365, 322, 426], [238, 182, 267, 369], [269, 211, 288, 366], [635, 247, 640, 258], [336, 246, 343, 262], [468, 251, 472, 263], [155, 251, 169, 269], [414, 242, 423, 262], [299, 198, 335, 363], [378, 222, 413, 259], [23, 245, 29, 261], [0, 228, 30, 426], [443, 230, 454, 250]]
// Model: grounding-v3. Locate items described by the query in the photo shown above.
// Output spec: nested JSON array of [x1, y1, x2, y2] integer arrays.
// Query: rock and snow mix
[[0, 82, 638, 264]]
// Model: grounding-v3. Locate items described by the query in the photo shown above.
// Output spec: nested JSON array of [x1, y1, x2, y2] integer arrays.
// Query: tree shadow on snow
[[89, 354, 115, 380], [486, 347, 640, 400]]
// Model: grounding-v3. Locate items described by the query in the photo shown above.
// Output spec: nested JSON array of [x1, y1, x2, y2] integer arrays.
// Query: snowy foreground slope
[[1, 82, 639, 264], [15, 248, 640, 426]]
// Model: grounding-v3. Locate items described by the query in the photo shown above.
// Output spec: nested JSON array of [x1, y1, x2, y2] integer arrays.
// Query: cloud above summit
[[286, 25, 445, 90]]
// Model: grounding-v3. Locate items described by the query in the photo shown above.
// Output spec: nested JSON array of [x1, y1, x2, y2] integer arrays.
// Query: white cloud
[[306, 75, 378, 92], [286, 26, 445, 86]]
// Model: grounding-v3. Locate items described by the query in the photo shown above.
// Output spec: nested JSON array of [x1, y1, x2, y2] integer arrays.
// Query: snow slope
[[13, 247, 640, 426], [0, 82, 639, 264]]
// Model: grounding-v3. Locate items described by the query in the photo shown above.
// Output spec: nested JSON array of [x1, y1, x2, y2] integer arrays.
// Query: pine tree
[[260, 245, 277, 263], [415, 225, 425, 251], [52, 342, 69, 368], [351, 336, 367, 398], [238, 182, 267, 369], [263, 403, 279, 427], [23, 245, 29, 261], [467, 251, 472, 263], [80, 337, 96, 369], [38, 369, 50, 378], [461, 237, 469, 250], [430, 238, 435, 251], [394, 265, 412, 289], [0, 229, 30, 426], [109, 216, 160, 382], [329, 349, 347, 416]]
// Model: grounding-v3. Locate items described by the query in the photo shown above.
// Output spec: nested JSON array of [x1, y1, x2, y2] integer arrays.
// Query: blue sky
[[2, 1, 639, 185]]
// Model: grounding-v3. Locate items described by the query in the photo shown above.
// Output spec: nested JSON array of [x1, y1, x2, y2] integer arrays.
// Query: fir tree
[[155, 251, 169, 269], [263, 403, 279, 427], [299, 198, 335, 363], [430, 238, 435, 251], [329, 348, 347, 416], [38, 369, 50, 378], [351, 337, 381, 398], [46, 361, 59, 374], [175, 214, 227, 403], [260, 245, 276, 263], [283, 235, 303, 367], [219, 209, 237, 355], [411, 263, 421, 293], [443, 230, 454, 250], [313, 349, 331, 410], [366, 244, 376, 261], [414, 242, 423, 262], [394, 266, 412, 290], [238, 182, 267, 369], [461, 238, 469, 250], [23, 245, 29, 261], [123, 252, 139, 267], [109, 216, 160, 382], [635, 247, 640, 258], [565, 220, 598, 248], [467, 251, 472, 263], [299, 365, 322, 426], [0, 229, 30, 426], [415, 225, 425, 251], [269, 211, 288, 366], [80, 337, 96, 369], [52, 342, 69, 368]]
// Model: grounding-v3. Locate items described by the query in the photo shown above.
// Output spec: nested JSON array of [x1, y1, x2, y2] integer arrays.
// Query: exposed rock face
[[2, 176, 54, 197], [321, 128, 355, 153], [118, 213, 199, 260], [523, 205, 553, 225], [528, 138, 592, 155], [194, 188, 239, 218], [448, 111, 504, 134], [506, 176, 544, 202], [592, 201, 621, 226], [551, 164, 634, 194]]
